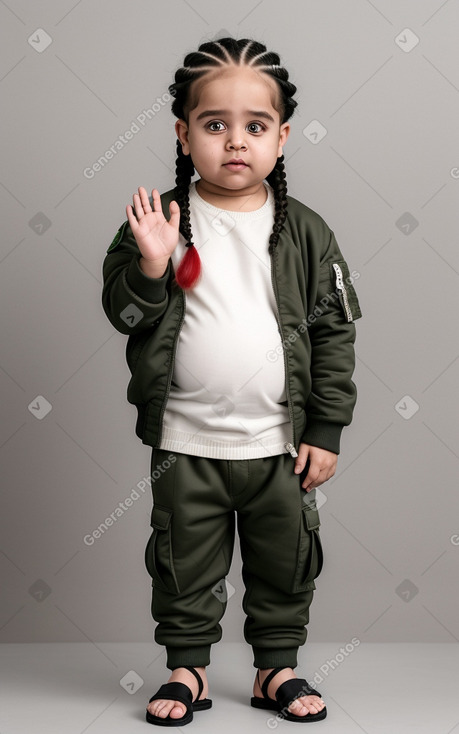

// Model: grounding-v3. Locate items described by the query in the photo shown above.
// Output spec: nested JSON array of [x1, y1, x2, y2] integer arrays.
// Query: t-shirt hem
[[158, 426, 290, 459]]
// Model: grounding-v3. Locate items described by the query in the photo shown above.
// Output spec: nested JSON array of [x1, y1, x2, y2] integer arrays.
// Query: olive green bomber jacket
[[101, 187, 362, 456]]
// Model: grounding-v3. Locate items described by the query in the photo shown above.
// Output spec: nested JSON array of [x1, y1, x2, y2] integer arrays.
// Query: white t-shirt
[[158, 180, 291, 459]]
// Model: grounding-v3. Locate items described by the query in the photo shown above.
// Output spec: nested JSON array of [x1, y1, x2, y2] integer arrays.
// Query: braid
[[174, 139, 194, 245], [173, 140, 201, 289], [168, 36, 298, 289], [266, 155, 288, 255]]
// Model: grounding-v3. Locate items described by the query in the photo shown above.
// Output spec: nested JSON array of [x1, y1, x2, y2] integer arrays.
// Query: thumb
[[169, 200, 181, 231], [294, 444, 309, 473]]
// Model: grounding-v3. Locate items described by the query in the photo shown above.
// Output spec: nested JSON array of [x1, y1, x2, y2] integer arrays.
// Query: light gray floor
[[0, 642, 457, 732]]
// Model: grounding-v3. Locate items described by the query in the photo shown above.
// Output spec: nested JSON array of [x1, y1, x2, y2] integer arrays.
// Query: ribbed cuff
[[126, 254, 171, 303], [300, 420, 343, 455], [252, 646, 299, 670], [166, 645, 211, 670]]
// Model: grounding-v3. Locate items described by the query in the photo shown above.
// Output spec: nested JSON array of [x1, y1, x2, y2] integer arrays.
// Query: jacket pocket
[[331, 261, 362, 323], [126, 332, 149, 375], [144, 505, 180, 594], [292, 500, 324, 593], [125, 324, 161, 377]]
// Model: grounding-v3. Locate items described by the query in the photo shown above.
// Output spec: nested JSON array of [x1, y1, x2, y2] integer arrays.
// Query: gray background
[[1, 0, 458, 649]]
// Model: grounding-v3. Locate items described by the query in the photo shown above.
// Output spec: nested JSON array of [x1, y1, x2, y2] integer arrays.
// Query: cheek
[[257, 134, 279, 153], [188, 130, 207, 153], [258, 141, 281, 163], [198, 140, 219, 163]]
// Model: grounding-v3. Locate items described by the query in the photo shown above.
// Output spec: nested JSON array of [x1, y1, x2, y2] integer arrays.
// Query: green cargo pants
[[145, 447, 323, 671]]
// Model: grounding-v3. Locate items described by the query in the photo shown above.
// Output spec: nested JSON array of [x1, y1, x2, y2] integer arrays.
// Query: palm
[[126, 187, 181, 262], [134, 209, 178, 259]]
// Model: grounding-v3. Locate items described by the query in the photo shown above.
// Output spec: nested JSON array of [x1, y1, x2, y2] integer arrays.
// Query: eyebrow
[[196, 109, 276, 123]]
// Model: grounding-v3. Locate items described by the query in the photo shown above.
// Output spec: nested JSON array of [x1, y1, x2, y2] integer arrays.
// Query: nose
[[226, 129, 247, 151]]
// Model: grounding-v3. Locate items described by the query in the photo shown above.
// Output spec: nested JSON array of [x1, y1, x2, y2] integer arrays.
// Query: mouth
[[223, 159, 248, 170]]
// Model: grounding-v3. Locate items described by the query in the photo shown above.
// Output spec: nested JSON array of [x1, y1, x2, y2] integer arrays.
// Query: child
[[102, 36, 361, 726]]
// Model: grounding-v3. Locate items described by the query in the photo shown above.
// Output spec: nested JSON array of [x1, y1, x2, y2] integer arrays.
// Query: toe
[[289, 698, 308, 716], [155, 701, 171, 718], [169, 703, 186, 719], [308, 694, 325, 712], [148, 699, 185, 719], [289, 695, 324, 717]]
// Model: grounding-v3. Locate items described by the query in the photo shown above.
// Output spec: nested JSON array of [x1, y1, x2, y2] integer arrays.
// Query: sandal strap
[[275, 677, 322, 709], [260, 666, 289, 699], [148, 681, 193, 710], [171, 665, 204, 700]]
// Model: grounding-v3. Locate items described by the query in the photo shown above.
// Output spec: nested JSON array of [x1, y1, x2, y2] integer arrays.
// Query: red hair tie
[[175, 242, 202, 290]]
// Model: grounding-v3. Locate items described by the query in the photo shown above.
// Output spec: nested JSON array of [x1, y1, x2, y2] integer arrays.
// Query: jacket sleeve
[[300, 229, 362, 454], [101, 218, 172, 336]]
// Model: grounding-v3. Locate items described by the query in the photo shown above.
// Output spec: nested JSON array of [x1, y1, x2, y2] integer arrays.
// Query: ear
[[277, 122, 290, 157], [175, 119, 190, 155]]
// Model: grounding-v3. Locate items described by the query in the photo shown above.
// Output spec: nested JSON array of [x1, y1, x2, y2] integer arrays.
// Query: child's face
[[175, 65, 290, 198]]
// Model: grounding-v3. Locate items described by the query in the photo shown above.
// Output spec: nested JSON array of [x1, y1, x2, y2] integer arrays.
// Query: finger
[[305, 465, 335, 491], [151, 188, 163, 215], [168, 200, 181, 231], [294, 460, 306, 474], [139, 186, 152, 213], [294, 444, 309, 474], [302, 464, 321, 491], [126, 204, 138, 231], [305, 478, 323, 492], [294, 457, 306, 474], [133, 192, 148, 221], [304, 474, 323, 491]]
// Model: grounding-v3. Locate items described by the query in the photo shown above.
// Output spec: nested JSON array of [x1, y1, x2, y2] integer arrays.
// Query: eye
[[247, 122, 264, 134], [207, 121, 225, 132]]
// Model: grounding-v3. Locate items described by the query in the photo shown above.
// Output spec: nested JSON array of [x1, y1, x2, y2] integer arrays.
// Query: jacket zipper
[[332, 263, 353, 322], [270, 248, 298, 459], [156, 287, 186, 447]]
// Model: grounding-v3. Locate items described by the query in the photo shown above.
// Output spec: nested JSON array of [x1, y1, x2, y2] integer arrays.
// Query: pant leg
[[232, 452, 324, 670], [145, 448, 235, 670]]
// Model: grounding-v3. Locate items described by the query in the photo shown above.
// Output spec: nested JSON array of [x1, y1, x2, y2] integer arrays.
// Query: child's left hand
[[294, 443, 337, 492]]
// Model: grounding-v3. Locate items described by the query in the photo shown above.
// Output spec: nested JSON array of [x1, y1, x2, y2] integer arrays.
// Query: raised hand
[[126, 187, 181, 265]]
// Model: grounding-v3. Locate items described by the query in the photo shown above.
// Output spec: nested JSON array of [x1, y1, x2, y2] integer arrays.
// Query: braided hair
[[168, 37, 298, 289]]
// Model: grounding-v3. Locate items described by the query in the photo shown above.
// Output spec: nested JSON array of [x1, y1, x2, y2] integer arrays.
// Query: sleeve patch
[[107, 220, 128, 254], [330, 260, 362, 322]]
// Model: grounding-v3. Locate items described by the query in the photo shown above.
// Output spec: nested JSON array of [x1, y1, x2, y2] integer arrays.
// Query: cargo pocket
[[144, 505, 180, 594], [292, 500, 324, 593]]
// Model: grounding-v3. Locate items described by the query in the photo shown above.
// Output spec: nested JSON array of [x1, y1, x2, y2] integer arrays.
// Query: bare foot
[[253, 667, 325, 718], [146, 666, 208, 721]]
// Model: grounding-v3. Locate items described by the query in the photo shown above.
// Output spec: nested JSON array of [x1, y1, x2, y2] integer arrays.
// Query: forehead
[[188, 65, 280, 117]]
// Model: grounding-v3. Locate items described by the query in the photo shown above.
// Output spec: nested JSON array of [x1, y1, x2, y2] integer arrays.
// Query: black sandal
[[251, 666, 327, 722], [146, 665, 212, 726]]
